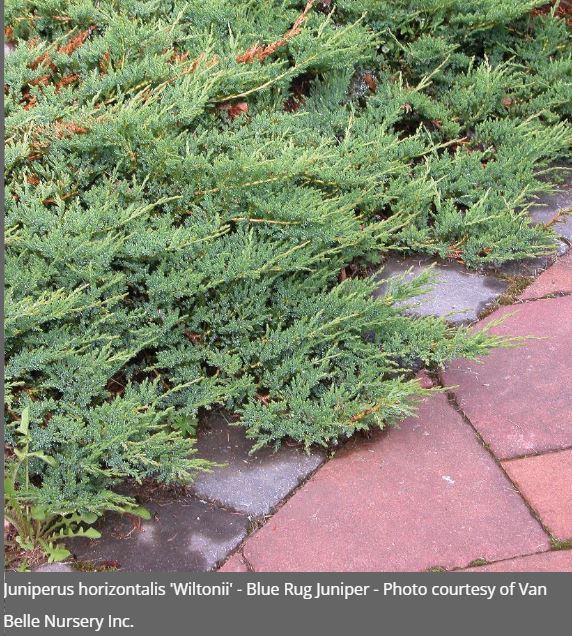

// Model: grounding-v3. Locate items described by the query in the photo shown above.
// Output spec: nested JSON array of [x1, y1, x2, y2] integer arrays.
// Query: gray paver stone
[[529, 174, 572, 242], [374, 256, 507, 324], [192, 413, 325, 517], [68, 497, 249, 572]]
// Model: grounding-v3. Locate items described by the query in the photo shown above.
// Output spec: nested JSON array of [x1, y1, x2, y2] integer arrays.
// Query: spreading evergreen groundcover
[[4, 1, 571, 559]]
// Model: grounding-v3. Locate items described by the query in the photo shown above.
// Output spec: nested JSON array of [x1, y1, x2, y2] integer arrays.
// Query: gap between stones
[[509, 289, 571, 305], [238, 550, 255, 573], [212, 448, 338, 571], [501, 444, 572, 463], [439, 383, 559, 552], [449, 547, 563, 572]]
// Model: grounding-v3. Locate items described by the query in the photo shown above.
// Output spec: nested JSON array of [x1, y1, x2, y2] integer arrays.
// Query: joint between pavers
[[551, 538, 572, 551], [217, 547, 256, 573], [437, 379, 555, 542], [450, 547, 563, 572], [477, 286, 571, 320], [500, 444, 572, 463], [516, 290, 572, 304], [246, 448, 331, 519], [240, 549, 256, 573], [213, 451, 332, 570]]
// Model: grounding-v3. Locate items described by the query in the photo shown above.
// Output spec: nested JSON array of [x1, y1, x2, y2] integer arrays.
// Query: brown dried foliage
[[28, 50, 56, 72], [217, 101, 249, 120], [20, 88, 37, 110], [54, 73, 79, 92], [184, 330, 203, 344], [53, 121, 89, 138], [236, 0, 315, 64], [22, 25, 95, 110], [532, 1, 572, 26], [58, 26, 96, 56], [99, 51, 110, 74], [4, 26, 16, 46], [169, 50, 190, 64], [255, 392, 272, 405], [362, 72, 378, 93]]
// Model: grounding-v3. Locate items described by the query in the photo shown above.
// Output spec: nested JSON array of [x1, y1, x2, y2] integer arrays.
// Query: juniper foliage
[[3, 0, 570, 525]]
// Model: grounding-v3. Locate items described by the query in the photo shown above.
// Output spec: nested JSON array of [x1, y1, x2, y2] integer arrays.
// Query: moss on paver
[[466, 558, 490, 568], [478, 276, 535, 319], [550, 538, 572, 551]]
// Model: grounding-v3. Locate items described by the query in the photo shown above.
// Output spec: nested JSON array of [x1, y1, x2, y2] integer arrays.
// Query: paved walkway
[[220, 253, 572, 572]]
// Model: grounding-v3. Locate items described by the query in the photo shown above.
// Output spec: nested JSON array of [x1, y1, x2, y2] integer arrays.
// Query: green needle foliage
[[3, 0, 570, 554]]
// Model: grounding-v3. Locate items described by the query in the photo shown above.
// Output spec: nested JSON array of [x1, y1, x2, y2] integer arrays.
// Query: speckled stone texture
[[68, 498, 249, 572], [191, 413, 325, 517], [443, 296, 572, 459], [520, 251, 572, 299], [502, 450, 572, 541], [374, 256, 507, 324], [241, 394, 549, 572]]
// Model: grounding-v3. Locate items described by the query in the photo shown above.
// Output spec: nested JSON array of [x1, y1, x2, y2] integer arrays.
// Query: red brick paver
[[462, 550, 572, 572], [442, 296, 572, 459], [502, 450, 572, 540], [241, 394, 549, 572], [520, 251, 572, 300]]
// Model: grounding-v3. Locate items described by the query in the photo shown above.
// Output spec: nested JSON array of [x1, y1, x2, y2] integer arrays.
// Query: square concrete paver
[[191, 413, 324, 517], [520, 251, 572, 299], [69, 497, 249, 572], [443, 295, 572, 459], [241, 394, 549, 572], [502, 450, 572, 541], [462, 550, 572, 572], [374, 257, 507, 324]]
